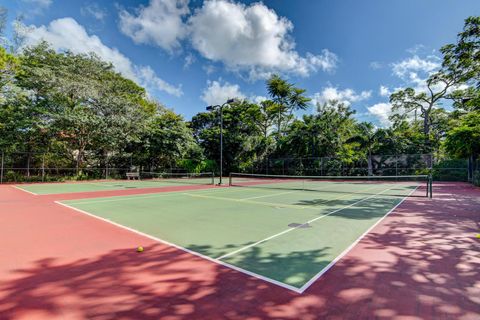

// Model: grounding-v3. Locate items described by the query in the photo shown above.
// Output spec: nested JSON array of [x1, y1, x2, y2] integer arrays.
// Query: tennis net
[[229, 173, 432, 198], [140, 172, 215, 185]]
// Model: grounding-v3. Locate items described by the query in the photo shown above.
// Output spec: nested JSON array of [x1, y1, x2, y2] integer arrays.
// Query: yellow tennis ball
[[137, 246, 144, 252], [476, 234, 480, 239]]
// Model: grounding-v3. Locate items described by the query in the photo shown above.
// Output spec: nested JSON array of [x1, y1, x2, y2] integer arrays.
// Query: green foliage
[[266, 74, 310, 139], [445, 111, 480, 158], [1, 17, 480, 185]]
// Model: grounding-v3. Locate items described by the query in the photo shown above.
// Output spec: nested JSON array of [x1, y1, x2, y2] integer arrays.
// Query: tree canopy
[[0, 14, 478, 183]]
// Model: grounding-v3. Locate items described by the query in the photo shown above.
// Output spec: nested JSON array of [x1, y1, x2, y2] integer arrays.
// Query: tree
[[134, 105, 199, 169], [441, 16, 480, 88], [266, 74, 310, 141], [0, 46, 33, 152], [389, 75, 456, 152], [348, 122, 387, 175], [190, 100, 265, 173], [445, 111, 480, 177], [16, 43, 152, 170], [279, 100, 358, 159]]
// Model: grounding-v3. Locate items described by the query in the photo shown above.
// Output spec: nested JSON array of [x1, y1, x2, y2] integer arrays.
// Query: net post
[[427, 176, 430, 198], [105, 154, 109, 180], [0, 151, 4, 184], [41, 153, 45, 182], [430, 175, 433, 198], [211, 172, 215, 185], [228, 173, 232, 186]]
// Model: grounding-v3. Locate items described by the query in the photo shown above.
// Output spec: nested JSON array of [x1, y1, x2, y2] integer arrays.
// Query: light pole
[[207, 98, 235, 185]]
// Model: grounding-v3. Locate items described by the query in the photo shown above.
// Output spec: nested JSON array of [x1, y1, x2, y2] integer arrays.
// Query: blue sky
[[2, 0, 480, 125]]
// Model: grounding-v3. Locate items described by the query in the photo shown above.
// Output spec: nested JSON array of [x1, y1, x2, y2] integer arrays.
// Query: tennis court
[[14, 172, 215, 195], [56, 173, 431, 292]]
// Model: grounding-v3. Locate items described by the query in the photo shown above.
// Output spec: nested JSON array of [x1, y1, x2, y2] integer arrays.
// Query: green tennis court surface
[[15, 173, 214, 195], [58, 177, 422, 292]]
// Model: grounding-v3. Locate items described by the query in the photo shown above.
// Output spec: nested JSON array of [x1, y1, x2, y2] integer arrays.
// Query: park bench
[[126, 172, 140, 180]]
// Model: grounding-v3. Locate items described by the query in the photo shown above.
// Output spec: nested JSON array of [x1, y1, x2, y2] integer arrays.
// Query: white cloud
[[188, 0, 337, 79], [202, 64, 216, 75], [312, 86, 371, 106], [391, 55, 440, 79], [116, 0, 336, 79], [20, 0, 52, 16], [370, 61, 383, 70], [137, 66, 183, 97], [80, 3, 108, 22], [252, 95, 268, 104], [379, 85, 391, 97], [385, 53, 443, 95], [201, 80, 245, 106], [22, 0, 52, 8], [406, 44, 426, 55], [118, 0, 189, 52], [367, 102, 393, 127], [183, 53, 195, 69], [18, 18, 182, 97]]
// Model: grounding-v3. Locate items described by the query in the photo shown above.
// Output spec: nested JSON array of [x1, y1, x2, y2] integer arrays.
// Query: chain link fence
[[0, 150, 474, 185], [473, 159, 480, 187], [244, 154, 470, 182], [0, 150, 216, 183]]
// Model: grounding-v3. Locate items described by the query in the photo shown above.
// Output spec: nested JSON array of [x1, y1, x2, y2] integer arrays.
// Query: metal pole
[[105, 154, 109, 180], [219, 106, 223, 185], [0, 151, 4, 184], [395, 154, 398, 176], [42, 153, 45, 182]]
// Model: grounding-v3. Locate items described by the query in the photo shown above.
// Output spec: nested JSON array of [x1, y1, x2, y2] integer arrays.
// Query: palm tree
[[266, 74, 310, 141], [349, 122, 386, 175]]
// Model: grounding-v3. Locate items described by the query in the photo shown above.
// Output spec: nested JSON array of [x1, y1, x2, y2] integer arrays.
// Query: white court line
[[216, 185, 399, 260], [54, 200, 303, 293], [298, 186, 418, 293], [12, 185, 38, 195], [56, 184, 418, 293], [242, 190, 300, 200], [185, 183, 384, 211], [86, 183, 119, 187], [240, 182, 336, 200], [63, 186, 245, 206], [242, 183, 385, 207], [183, 193, 311, 210]]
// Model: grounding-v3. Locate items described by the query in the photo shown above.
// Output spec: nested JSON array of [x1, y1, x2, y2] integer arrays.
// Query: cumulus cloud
[[80, 3, 108, 22], [18, 18, 183, 97], [201, 80, 245, 106], [379, 85, 391, 97], [312, 86, 371, 107], [367, 102, 393, 127], [188, 0, 337, 79], [388, 52, 467, 96], [118, 0, 189, 52], [118, 0, 337, 79], [391, 55, 440, 80]]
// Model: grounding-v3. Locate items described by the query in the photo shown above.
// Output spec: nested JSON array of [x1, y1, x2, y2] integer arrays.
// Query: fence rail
[[0, 151, 475, 185], [0, 151, 216, 183]]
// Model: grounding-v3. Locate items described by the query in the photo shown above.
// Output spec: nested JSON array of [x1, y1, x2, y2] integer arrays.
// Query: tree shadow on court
[[295, 195, 407, 220], [0, 183, 478, 319], [0, 243, 334, 320]]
